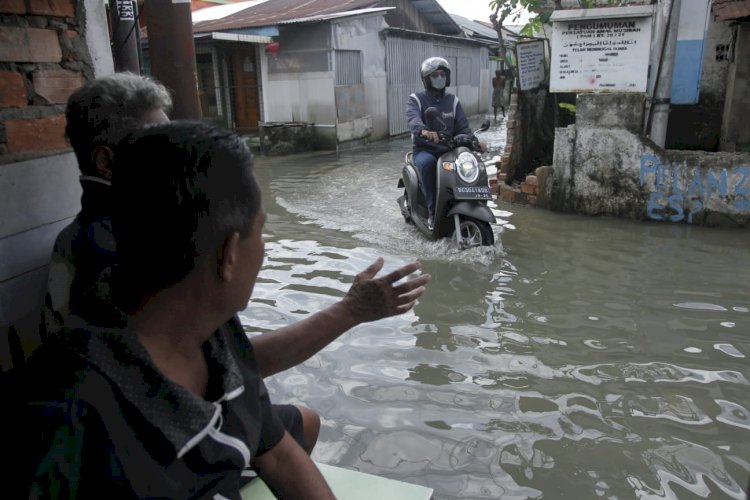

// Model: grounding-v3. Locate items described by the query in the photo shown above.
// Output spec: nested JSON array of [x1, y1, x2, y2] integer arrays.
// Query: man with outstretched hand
[[9, 121, 430, 498]]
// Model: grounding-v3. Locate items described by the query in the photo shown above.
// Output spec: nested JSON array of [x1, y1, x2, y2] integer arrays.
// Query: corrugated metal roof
[[192, 0, 268, 23], [193, 0, 380, 33], [711, 0, 750, 20], [449, 13, 520, 42], [410, 0, 462, 35], [192, 0, 462, 36], [275, 7, 394, 25]]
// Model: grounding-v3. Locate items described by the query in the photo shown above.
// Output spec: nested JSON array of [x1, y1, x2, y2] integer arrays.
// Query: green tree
[[489, 0, 553, 72]]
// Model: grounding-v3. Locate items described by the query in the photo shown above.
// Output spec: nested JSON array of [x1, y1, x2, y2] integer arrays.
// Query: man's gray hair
[[65, 72, 172, 175]]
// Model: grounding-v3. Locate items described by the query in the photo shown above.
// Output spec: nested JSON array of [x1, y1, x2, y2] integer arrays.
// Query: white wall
[[261, 71, 337, 125], [333, 15, 389, 140], [0, 155, 81, 330]]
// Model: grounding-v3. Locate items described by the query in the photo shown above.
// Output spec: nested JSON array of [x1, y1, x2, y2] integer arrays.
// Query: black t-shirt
[[8, 322, 285, 499]]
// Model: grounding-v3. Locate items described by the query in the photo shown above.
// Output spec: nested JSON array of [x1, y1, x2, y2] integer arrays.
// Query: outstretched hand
[[342, 258, 431, 323]]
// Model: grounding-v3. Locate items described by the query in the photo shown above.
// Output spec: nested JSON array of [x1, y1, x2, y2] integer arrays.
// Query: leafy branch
[[488, 0, 551, 71]]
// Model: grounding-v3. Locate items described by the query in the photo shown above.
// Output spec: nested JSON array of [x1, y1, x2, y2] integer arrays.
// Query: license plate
[[454, 186, 493, 200]]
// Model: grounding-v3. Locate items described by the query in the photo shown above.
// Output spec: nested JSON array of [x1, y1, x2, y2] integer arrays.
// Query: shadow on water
[[247, 116, 750, 499]]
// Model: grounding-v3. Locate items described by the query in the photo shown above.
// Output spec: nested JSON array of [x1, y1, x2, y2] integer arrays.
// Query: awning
[[195, 32, 273, 44]]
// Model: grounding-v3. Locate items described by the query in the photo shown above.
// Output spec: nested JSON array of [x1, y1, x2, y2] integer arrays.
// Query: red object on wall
[[264, 42, 279, 58]]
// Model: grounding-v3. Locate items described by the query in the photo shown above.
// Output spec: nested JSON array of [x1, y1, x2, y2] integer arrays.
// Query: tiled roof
[[711, 0, 750, 20]]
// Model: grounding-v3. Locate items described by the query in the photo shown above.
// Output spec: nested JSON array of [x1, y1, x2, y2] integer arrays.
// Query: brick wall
[[0, 0, 92, 162], [496, 91, 550, 208], [0, 0, 102, 371]]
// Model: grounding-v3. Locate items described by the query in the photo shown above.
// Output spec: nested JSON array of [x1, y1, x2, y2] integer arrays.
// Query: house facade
[[184, 0, 493, 149]]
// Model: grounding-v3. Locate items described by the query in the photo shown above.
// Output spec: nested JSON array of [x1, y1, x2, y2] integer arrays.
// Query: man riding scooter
[[406, 57, 473, 230]]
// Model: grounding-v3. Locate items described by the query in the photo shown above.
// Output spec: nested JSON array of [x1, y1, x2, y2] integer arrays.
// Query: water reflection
[[246, 119, 750, 499]]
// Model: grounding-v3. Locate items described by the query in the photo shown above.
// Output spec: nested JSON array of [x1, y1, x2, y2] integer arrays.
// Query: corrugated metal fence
[[385, 35, 488, 136]]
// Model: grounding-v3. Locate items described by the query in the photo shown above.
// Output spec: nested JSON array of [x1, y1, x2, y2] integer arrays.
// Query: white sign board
[[550, 8, 653, 93], [516, 40, 546, 91]]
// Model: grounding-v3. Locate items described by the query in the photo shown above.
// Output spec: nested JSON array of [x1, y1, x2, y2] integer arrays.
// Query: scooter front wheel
[[453, 216, 494, 248]]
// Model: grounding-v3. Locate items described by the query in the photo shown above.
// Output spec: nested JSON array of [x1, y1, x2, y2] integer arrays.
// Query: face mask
[[430, 74, 446, 90]]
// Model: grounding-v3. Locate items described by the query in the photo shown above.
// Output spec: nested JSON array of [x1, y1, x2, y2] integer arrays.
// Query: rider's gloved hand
[[420, 129, 440, 143]]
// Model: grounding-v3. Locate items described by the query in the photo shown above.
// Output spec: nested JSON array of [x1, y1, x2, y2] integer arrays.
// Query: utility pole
[[109, 0, 140, 73], [145, 0, 202, 119], [649, 0, 682, 148]]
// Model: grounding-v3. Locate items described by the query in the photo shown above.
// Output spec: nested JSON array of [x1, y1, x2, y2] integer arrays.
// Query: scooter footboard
[[447, 202, 496, 224]]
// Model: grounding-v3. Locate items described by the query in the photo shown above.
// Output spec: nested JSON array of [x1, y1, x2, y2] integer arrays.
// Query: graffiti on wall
[[640, 154, 750, 222]]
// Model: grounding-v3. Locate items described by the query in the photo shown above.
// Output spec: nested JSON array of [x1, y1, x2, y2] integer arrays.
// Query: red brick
[[6, 114, 68, 154], [527, 195, 538, 205], [28, 0, 75, 17], [521, 183, 537, 195], [66, 30, 79, 39], [0, 0, 26, 14], [33, 68, 84, 104], [498, 185, 517, 203], [0, 27, 62, 63], [525, 175, 538, 186], [0, 70, 27, 107]]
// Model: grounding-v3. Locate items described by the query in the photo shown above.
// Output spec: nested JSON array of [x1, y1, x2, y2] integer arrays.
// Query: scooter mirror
[[479, 119, 491, 132], [424, 107, 441, 131], [424, 107, 440, 121]]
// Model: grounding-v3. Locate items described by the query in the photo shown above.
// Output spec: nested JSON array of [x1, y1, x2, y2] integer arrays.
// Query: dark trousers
[[414, 150, 438, 215]]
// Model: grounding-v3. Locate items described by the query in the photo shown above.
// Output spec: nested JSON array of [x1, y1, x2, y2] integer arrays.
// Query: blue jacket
[[406, 90, 472, 156]]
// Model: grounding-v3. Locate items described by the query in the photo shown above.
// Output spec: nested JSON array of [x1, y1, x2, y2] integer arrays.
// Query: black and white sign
[[116, 0, 134, 20], [516, 40, 546, 91], [550, 6, 654, 93]]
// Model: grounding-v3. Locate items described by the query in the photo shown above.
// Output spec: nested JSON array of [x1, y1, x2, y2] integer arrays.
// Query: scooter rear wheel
[[399, 190, 412, 223], [454, 216, 494, 247]]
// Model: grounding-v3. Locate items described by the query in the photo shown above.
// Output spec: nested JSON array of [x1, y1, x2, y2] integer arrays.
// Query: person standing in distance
[[492, 69, 507, 120]]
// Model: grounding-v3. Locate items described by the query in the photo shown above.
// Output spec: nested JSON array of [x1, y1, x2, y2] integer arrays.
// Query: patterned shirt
[[9, 321, 285, 499]]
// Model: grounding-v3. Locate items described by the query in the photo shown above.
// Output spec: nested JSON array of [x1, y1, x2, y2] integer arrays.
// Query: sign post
[[549, 6, 654, 93], [516, 40, 547, 91]]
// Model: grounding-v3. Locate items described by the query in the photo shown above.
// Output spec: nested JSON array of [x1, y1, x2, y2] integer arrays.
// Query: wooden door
[[231, 45, 260, 133]]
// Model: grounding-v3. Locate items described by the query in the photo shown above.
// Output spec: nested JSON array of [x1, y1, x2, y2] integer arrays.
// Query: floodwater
[[244, 116, 750, 499]]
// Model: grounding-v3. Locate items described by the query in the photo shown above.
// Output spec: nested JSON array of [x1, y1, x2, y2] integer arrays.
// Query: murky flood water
[[244, 118, 750, 499]]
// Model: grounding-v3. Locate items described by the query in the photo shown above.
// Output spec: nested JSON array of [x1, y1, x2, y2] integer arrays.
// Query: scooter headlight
[[455, 152, 479, 183]]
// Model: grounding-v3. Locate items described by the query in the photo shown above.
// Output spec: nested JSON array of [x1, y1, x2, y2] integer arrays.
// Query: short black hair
[[111, 120, 261, 310]]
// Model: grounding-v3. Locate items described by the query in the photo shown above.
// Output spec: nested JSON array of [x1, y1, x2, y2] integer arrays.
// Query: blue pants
[[413, 150, 439, 215]]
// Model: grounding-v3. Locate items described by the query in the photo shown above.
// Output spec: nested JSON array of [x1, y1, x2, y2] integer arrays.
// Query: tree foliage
[[488, 0, 551, 71]]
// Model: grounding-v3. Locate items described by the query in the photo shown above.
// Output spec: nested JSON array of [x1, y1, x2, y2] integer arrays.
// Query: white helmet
[[420, 57, 451, 90]]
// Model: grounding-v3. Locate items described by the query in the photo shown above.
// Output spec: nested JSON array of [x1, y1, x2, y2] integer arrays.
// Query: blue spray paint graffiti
[[640, 154, 750, 222]]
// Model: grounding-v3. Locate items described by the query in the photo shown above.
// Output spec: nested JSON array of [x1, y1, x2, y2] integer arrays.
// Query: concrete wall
[[542, 93, 750, 228], [334, 15, 388, 141], [259, 23, 337, 148], [259, 65, 337, 147], [720, 22, 750, 152], [666, 18, 733, 150], [260, 19, 388, 149], [0, 0, 112, 370]]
